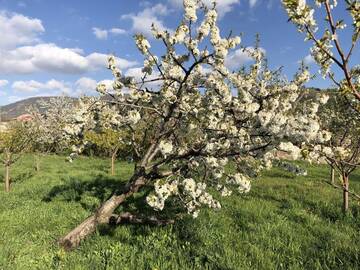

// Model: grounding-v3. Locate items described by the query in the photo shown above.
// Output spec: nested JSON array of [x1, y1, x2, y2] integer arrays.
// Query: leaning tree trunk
[[4, 163, 10, 192], [59, 175, 146, 250], [342, 174, 349, 213]]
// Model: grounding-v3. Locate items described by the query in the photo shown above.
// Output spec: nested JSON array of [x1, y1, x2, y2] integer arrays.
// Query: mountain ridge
[[0, 96, 76, 121]]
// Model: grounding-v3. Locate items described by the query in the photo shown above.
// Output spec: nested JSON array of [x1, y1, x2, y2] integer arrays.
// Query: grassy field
[[0, 154, 359, 270]]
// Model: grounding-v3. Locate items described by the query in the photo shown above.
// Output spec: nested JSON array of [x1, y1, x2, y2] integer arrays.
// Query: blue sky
[[0, 0, 357, 105]]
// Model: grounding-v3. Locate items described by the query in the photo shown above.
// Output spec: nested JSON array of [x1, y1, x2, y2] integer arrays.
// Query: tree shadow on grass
[[42, 175, 127, 205], [0, 170, 34, 185], [42, 174, 179, 221], [253, 188, 359, 223], [43, 174, 205, 251], [351, 171, 360, 183], [263, 171, 295, 179], [96, 195, 204, 251], [98, 195, 187, 234], [12, 171, 34, 183], [96, 211, 205, 263]]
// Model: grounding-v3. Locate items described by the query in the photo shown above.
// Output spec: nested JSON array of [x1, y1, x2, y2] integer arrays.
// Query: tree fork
[[58, 175, 146, 250]]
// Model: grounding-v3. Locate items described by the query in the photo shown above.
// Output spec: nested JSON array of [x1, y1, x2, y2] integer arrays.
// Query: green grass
[[0, 154, 359, 270]]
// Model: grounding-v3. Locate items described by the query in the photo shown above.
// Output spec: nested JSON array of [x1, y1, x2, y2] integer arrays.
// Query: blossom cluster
[[146, 178, 221, 218], [146, 179, 179, 211], [282, 0, 317, 31]]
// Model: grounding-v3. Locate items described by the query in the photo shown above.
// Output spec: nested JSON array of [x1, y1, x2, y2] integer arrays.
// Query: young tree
[[85, 129, 129, 175], [59, 1, 329, 249], [317, 93, 360, 212], [283, 0, 360, 212], [0, 122, 32, 192], [28, 96, 76, 171]]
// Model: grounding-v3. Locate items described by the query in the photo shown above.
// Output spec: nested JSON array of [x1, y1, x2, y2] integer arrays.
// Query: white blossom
[[159, 141, 174, 156]]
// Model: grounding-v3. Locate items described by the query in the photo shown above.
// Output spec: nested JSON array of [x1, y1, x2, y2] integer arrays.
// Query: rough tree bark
[[342, 174, 349, 213], [58, 175, 146, 250]]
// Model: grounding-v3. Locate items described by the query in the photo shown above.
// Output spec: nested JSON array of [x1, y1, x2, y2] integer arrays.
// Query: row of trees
[[283, 0, 360, 212], [0, 97, 188, 192], [0, 96, 135, 192]]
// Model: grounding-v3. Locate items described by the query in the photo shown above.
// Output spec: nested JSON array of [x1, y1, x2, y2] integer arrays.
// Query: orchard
[[0, 0, 359, 269]]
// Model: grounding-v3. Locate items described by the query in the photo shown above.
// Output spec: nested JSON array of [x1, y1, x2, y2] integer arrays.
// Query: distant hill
[[0, 96, 77, 122]]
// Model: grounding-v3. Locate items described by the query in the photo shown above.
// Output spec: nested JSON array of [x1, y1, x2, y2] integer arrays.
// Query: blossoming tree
[[317, 93, 360, 212], [59, 0, 329, 249], [282, 0, 360, 212], [282, 0, 360, 107], [29, 97, 76, 171]]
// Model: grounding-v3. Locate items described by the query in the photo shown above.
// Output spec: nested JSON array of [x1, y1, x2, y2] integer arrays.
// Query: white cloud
[[169, 0, 240, 18], [85, 52, 106, 68], [249, 0, 258, 8], [121, 4, 170, 37], [78, 79, 113, 94], [212, 0, 241, 17], [0, 80, 9, 87], [0, 43, 138, 74], [75, 77, 98, 95], [225, 47, 266, 70], [9, 77, 115, 99], [0, 11, 135, 76], [125, 67, 145, 79], [7, 95, 22, 103], [0, 80, 7, 97], [14, 43, 88, 73], [302, 54, 315, 65], [92, 27, 108, 40], [87, 52, 137, 71], [110, 28, 126, 35], [0, 11, 44, 49], [12, 79, 71, 93], [12, 80, 43, 92], [92, 27, 127, 40]]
